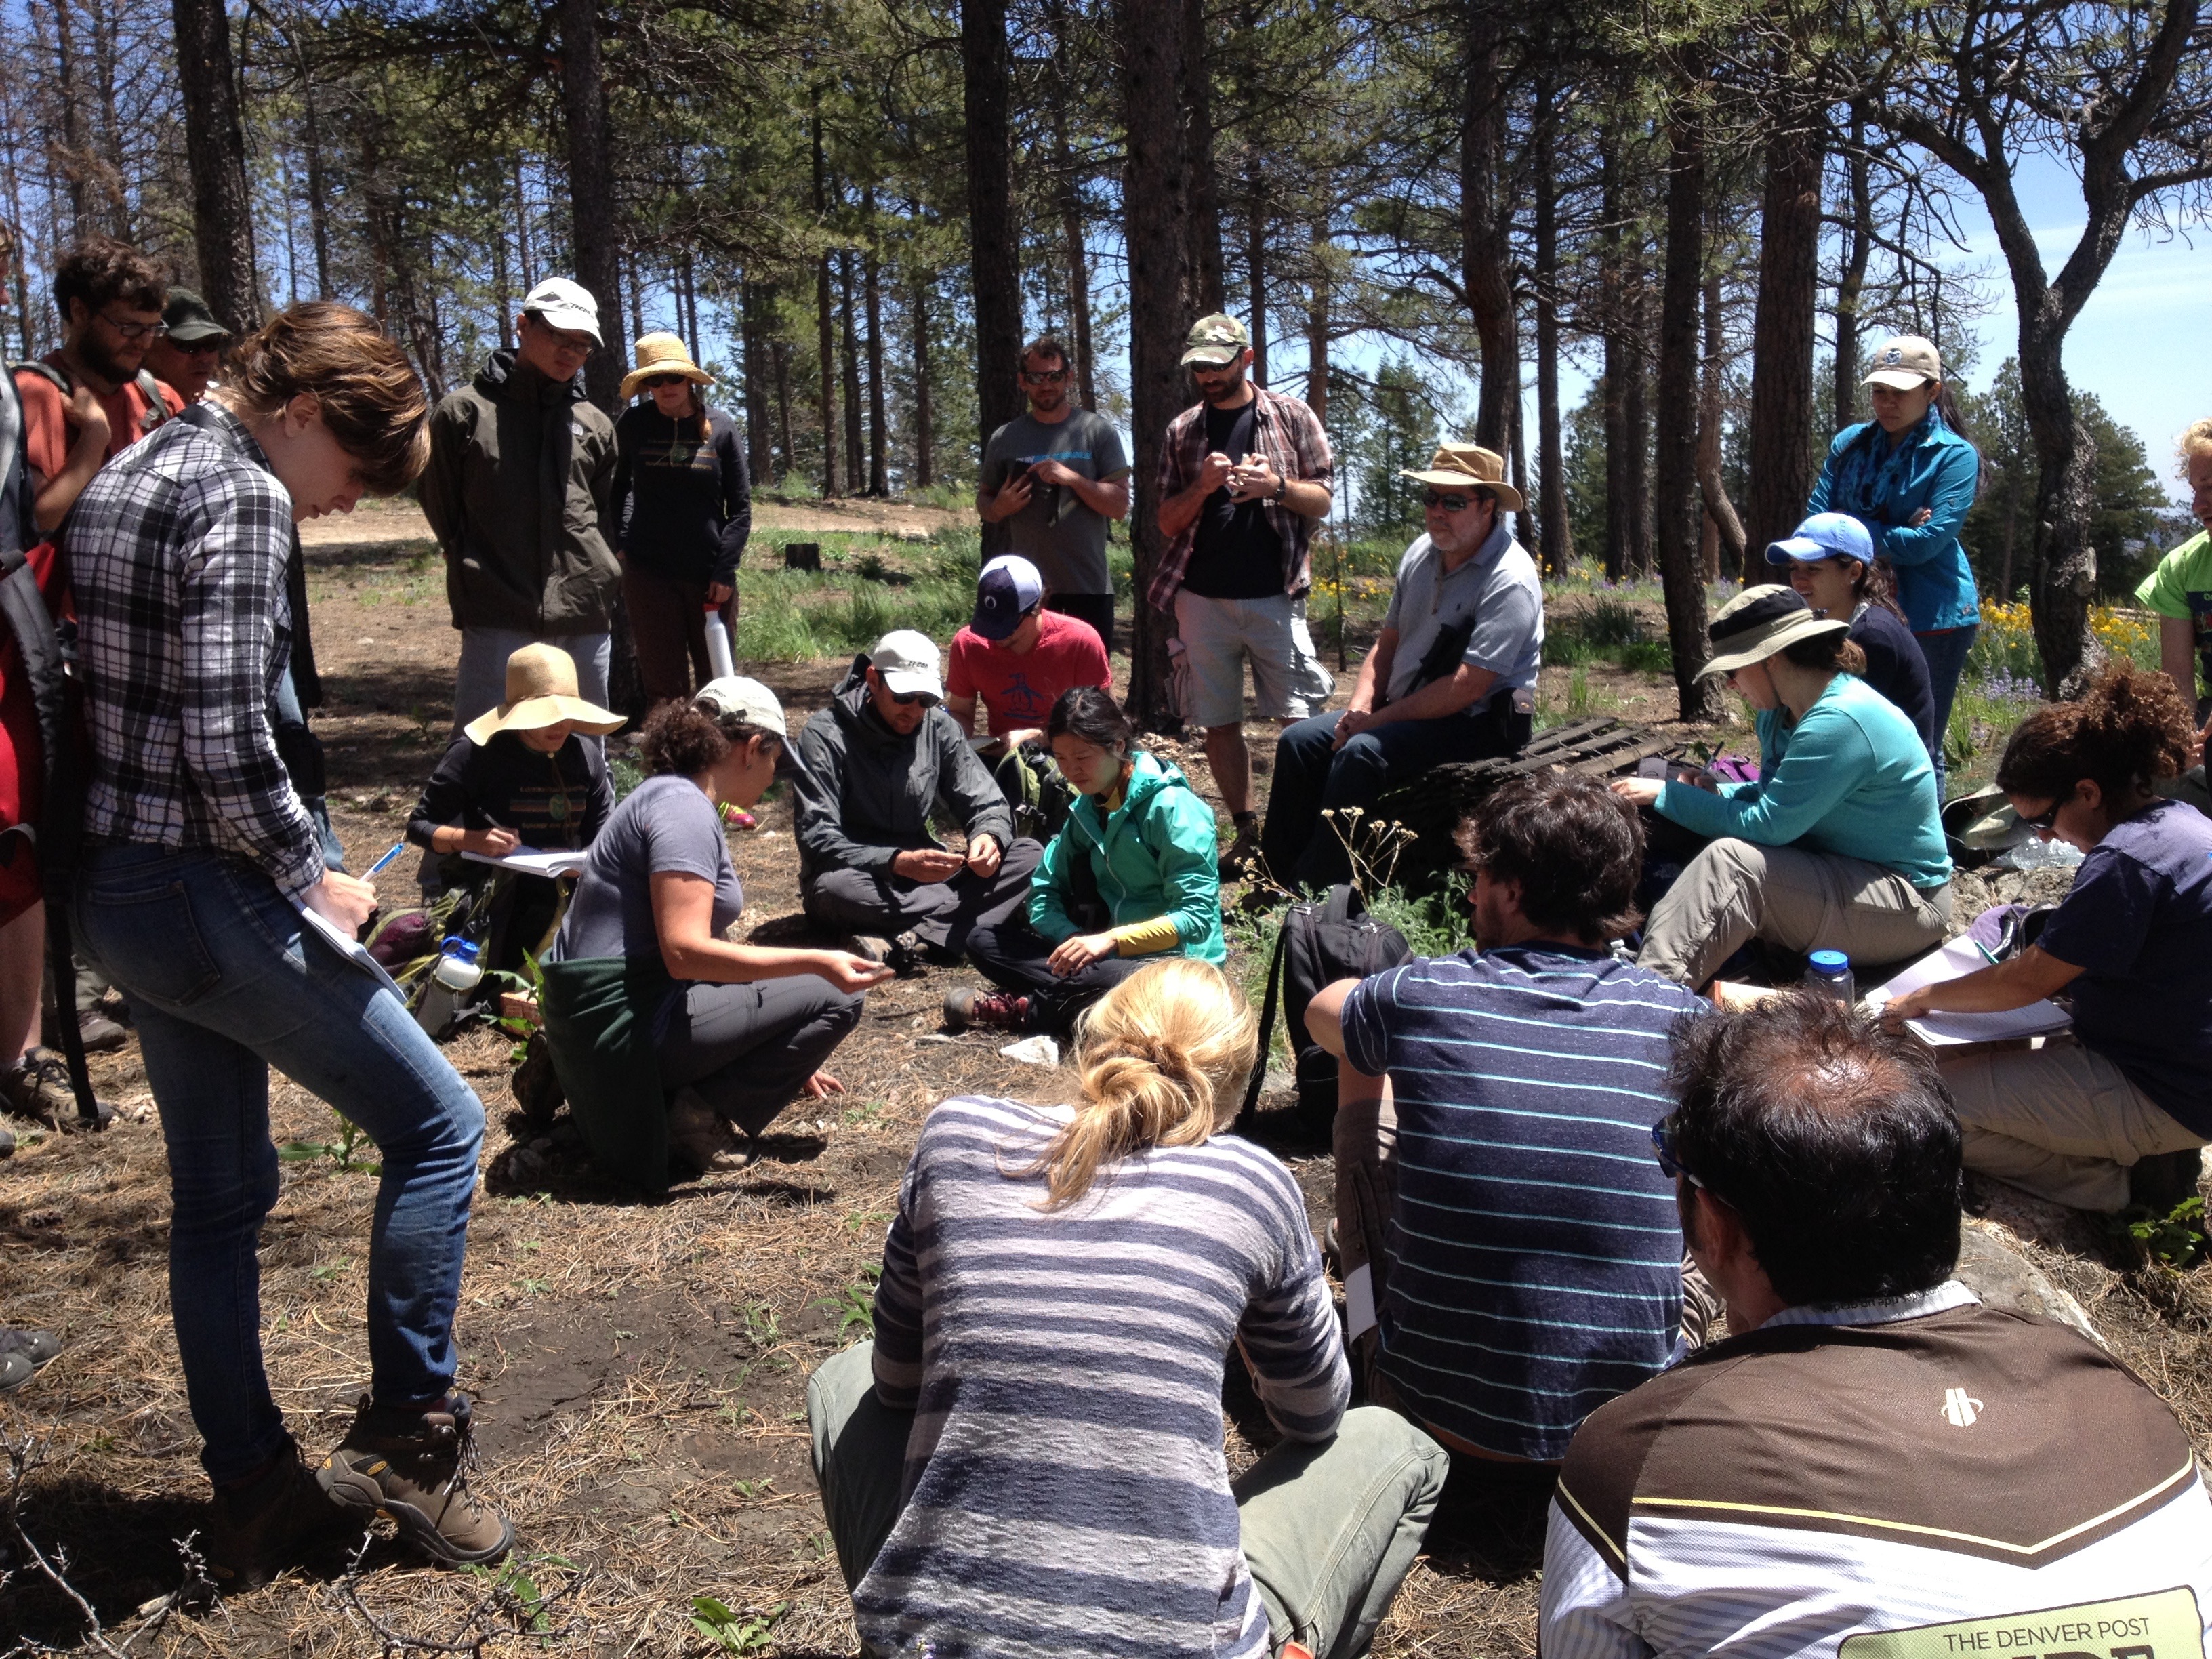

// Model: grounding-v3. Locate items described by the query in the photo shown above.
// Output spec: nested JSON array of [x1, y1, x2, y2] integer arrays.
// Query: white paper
[[296, 901, 405, 998], [1345, 1263, 1377, 1340], [1864, 937, 2072, 1046], [459, 846, 590, 878]]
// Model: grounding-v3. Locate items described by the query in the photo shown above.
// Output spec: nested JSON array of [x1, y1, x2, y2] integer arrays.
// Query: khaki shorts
[[1172, 590, 1317, 729], [1941, 1040, 2203, 1212]]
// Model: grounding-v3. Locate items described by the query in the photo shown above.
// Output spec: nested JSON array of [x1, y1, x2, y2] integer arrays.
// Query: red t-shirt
[[14, 354, 167, 497], [945, 609, 1113, 736]]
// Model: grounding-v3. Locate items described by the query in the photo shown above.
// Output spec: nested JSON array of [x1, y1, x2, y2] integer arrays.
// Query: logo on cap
[[1885, 346, 1903, 364]]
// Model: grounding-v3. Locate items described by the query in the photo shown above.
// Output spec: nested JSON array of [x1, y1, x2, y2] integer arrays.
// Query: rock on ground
[[1956, 1217, 2104, 1344]]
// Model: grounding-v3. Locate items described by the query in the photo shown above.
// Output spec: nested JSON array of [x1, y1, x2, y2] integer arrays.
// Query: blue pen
[[365, 841, 407, 878]]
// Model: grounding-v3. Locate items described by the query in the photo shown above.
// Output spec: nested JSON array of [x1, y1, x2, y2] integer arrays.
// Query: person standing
[[420, 276, 620, 735], [1151, 314, 1334, 875], [1807, 335, 1980, 800], [66, 303, 511, 1586], [2136, 417, 2212, 813], [609, 333, 751, 706], [142, 287, 233, 407], [976, 334, 1130, 647]]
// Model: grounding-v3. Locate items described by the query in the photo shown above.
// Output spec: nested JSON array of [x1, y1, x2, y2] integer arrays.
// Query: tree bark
[[1656, 102, 1725, 720], [1460, 12, 1516, 450], [773, 337, 795, 486], [963, 0, 1023, 552], [1832, 105, 1871, 434], [1599, 128, 1629, 581], [172, 0, 262, 333], [741, 278, 773, 485], [1245, 182, 1267, 384], [558, 0, 624, 410], [839, 249, 864, 493], [909, 270, 935, 488], [47, 0, 90, 234], [1624, 272, 1652, 577], [302, 70, 330, 299], [1120, 0, 1196, 726], [1532, 77, 1572, 573], [1744, 110, 1823, 551], [1304, 212, 1330, 428], [88, 0, 128, 238], [864, 220, 888, 497], [811, 91, 838, 496], [1698, 260, 1746, 578], [1050, 109, 1096, 407], [1179, 0, 1224, 314]]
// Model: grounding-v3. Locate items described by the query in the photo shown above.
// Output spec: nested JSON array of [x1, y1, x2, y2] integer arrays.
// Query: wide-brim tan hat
[[1399, 441, 1526, 512], [464, 642, 627, 743], [620, 331, 713, 403], [1698, 584, 1849, 680]]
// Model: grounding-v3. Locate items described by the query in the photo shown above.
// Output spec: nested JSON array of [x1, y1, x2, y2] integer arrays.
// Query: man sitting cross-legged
[[1306, 773, 1708, 1475], [794, 628, 1043, 968], [1542, 994, 2212, 1659]]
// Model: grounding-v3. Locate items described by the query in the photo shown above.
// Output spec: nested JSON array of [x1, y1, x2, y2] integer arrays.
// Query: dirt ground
[[297, 492, 968, 552], [2, 531, 2207, 1657]]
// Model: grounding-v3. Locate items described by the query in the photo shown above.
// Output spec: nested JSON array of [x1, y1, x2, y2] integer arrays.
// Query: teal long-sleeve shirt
[[1807, 412, 1981, 633], [1658, 674, 1952, 890]]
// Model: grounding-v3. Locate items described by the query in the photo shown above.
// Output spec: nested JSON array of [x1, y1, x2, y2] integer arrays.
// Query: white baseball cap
[[696, 675, 787, 740], [1862, 335, 1942, 390], [869, 630, 943, 701], [521, 276, 604, 346]]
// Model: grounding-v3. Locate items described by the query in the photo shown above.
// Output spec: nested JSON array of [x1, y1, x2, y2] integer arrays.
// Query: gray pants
[[657, 976, 864, 1137], [802, 838, 1044, 958], [1638, 837, 1952, 988], [806, 1340, 1447, 1659], [452, 626, 612, 742]]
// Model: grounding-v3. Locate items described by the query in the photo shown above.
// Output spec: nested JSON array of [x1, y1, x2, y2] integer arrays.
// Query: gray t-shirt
[[979, 409, 1130, 597], [554, 774, 743, 963], [1380, 525, 1544, 707]]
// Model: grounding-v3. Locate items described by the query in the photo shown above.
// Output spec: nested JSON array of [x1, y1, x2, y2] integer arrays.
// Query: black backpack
[[1238, 884, 1412, 1139]]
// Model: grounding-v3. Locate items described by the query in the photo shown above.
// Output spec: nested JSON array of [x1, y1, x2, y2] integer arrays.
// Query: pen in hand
[[365, 842, 407, 878]]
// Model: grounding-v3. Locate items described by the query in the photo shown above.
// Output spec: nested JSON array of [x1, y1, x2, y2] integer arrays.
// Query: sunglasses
[[1422, 489, 1489, 512], [99, 312, 166, 342], [1650, 1115, 1710, 1193], [642, 373, 691, 389], [890, 689, 940, 708], [1021, 369, 1067, 384], [2019, 796, 2066, 834]]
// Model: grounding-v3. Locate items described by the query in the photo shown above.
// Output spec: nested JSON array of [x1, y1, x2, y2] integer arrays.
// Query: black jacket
[[610, 403, 751, 586]]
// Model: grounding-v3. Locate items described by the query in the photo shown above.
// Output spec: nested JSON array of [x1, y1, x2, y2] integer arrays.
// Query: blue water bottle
[[1805, 949, 1855, 1007]]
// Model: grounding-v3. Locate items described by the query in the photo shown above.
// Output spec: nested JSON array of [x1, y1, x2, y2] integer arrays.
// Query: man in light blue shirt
[[1259, 441, 1542, 890]]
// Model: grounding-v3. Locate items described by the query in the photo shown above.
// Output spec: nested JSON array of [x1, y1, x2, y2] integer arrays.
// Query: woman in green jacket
[[946, 687, 1224, 1033]]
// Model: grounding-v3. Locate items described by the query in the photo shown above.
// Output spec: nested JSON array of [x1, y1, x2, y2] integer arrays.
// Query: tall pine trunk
[[909, 265, 935, 488], [1744, 110, 1824, 550], [1180, 0, 1224, 314], [962, 0, 1022, 552], [863, 211, 887, 496], [1624, 272, 1652, 577], [741, 278, 773, 485], [558, 0, 623, 409], [1698, 261, 1746, 578], [1532, 77, 1571, 573], [1832, 106, 1871, 434], [839, 250, 864, 492], [1304, 211, 1329, 428], [811, 91, 838, 495], [1656, 100, 1725, 719], [1245, 184, 1267, 384], [173, 0, 261, 332], [1460, 13, 1516, 450]]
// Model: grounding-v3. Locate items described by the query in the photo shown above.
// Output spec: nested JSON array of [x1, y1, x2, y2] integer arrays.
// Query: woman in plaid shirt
[[66, 303, 513, 1587]]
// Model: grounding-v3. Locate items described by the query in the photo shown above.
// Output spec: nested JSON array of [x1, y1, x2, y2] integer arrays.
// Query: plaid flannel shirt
[[70, 403, 323, 899], [1147, 384, 1333, 613]]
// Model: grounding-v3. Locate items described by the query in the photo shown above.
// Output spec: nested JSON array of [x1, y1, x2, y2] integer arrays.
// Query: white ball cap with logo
[[870, 630, 943, 700], [522, 276, 604, 346], [695, 675, 787, 740]]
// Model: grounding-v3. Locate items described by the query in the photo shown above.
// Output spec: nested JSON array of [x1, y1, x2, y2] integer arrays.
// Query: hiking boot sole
[[319, 1461, 514, 1566]]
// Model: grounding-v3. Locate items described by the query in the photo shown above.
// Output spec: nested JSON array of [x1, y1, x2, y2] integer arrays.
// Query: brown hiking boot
[[510, 1029, 565, 1127], [942, 987, 1032, 1033], [0, 1048, 74, 1125], [318, 1394, 513, 1565], [1220, 814, 1263, 880], [209, 1433, 360, 1593], [667, 1087, 756, 1174]]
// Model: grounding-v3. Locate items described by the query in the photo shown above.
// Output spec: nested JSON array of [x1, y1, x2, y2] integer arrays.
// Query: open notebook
[[1864, 937, 2072, 1046], [460, 847, 590, 878]]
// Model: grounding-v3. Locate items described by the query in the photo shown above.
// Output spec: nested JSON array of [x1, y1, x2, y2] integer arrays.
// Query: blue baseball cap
[[1765, 512, 1875, 567], [970, 555, 1044, 641]]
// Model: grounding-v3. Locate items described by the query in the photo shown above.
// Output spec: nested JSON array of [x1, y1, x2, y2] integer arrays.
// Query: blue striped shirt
[[861, 1094, 1348, 1658], [1342, 946, 1705, 1460]]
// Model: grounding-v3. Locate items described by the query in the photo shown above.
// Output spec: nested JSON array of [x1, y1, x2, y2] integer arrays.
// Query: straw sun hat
[[620, 331, 712, 403], [464, 644, 627, 744], [1698, 585, 1850, 680]]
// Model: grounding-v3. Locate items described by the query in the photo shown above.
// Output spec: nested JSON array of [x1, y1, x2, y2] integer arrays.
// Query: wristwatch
[[1270, 475, 1288, 504]]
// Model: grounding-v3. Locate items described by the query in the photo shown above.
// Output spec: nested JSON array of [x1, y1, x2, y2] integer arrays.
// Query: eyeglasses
[[641, 373, 689, 390], [2019, 796, 2066, 834], [1422, 489, 1489, 512], [1650, 1115, 1709, 1193], [1021, 369, 1068, 384], [98, 312, 166, 342], [890, 690, 940, 708]]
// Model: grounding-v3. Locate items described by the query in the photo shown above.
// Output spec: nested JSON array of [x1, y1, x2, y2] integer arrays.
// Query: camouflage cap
[[1179, 313, 1252, 367]]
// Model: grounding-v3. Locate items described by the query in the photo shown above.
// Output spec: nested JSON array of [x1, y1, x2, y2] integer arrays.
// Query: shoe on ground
[[0, 1350, 33, 1394], [943, 986, 1032, 1034], [848, 935, 893, 966], [510, 1029, 565, 1127], [666, 1086, 754, 1174], [1, 1048, 76, 1127], [888, 931, 924, 975], [45, 1006, 128, 1054], [209, 1432, 359, 1593], [2129, 1147, 2205, 1216], [0, 1327, 60, 1369], [319, 1393, 513, 1566], [1220, 817, 1263, 880]]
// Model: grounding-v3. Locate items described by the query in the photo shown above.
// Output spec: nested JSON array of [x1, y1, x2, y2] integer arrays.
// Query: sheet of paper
[[296, 901, 405, 998], [1864, 937, 2072, 1046], [459, 846, 590, 878], [1345, 1263, 1377, 1341]]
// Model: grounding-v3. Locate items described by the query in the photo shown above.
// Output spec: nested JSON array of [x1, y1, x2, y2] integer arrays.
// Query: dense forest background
[[1, 0, 2205, 714]]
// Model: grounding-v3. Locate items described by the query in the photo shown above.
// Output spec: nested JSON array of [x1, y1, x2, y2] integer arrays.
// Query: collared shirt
[[1378, 523, 1544, 707], [1808, 408, 1980, 632], [1148, 384, 1332, 612], [1759, 1277, 1978, 1330], [68, 402, 323, 898]]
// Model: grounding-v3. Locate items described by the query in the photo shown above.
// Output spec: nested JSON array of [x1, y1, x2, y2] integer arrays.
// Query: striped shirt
[[1341, 945, 1706, 1460], [861, 1094, 1349, 1658]]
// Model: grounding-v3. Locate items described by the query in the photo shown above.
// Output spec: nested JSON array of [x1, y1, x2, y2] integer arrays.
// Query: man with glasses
[[14, 236, 171, 535], [977, 335, 1129, 649], [1259, 441, 1541, 893], [1152, 313, 1335, 878], [794, 629, 1042, 969], [142, 287, 232, 407], [421, 276, 621, 738], [1544, 994, 2212, 1659], [1304, 774, 1706, 1490]]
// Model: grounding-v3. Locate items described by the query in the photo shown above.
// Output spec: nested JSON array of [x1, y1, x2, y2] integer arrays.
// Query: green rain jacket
[[1029, 750, 1226, 963]]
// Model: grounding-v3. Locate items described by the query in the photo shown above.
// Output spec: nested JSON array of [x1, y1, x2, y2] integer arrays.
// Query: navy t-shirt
[[2036, 799, 2212, 1135], [1183, 401, 1282, 600], [1850, 602, 1936, 755], [1340, 944, 1708, 1459]]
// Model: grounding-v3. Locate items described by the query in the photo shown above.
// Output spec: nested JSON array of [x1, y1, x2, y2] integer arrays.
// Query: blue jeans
[[73, 845, 486, 1484], [1914, 624, 1979, 804]]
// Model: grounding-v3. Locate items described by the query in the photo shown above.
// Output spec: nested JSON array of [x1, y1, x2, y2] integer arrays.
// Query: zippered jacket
[[1030, 750, 1225, 962], [1808, 411, 1981, 632]]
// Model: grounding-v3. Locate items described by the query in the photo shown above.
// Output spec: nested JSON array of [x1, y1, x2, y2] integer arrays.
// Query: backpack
[[11, 358, 171, 442], [1237, 884, 1412, 1139]]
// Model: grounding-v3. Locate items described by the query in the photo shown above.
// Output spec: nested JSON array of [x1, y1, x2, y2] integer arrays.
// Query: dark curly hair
[[638, 698, 781, 777], [1456, 772, 1643, 943], [52, 234, 163, 321], [1996, 663, 2194, 805]]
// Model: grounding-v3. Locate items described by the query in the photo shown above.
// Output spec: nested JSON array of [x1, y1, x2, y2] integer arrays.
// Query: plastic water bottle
[[414, 937, 485, 1036], [1805, 949, 1855, 1006], [703, 604, 737, 680]]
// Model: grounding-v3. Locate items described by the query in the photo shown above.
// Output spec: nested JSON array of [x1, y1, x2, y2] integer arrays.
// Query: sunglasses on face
[[642, 373, 689, 390], [890, 689, 940, 708], [2020, 796, 2066, 834], [100, 312, 166, 342], [1650, 1115, 1710, 1193], [1021, 369, 1067, 384], [1422, 489, 1488, 513]]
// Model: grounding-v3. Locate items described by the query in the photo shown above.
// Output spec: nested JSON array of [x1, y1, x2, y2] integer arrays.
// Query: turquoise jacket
[[1807, 410, 1981, 632], [1658, 674, 1952, 890], [1031, 750, 1227, 964]]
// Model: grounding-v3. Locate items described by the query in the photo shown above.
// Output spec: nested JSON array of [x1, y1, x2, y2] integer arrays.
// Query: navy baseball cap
[[970, 555, 1044, 641], [1765, 512, 1876, 567]]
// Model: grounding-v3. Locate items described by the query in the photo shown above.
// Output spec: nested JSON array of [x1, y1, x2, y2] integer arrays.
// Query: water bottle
[[1805, 949, 1855, 1006], [703, 603, 737, 680], [414, 937, 485, 1037]]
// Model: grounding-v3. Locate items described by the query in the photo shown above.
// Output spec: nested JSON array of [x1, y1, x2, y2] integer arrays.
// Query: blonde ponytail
[[1028, 960, 1258, 1210]]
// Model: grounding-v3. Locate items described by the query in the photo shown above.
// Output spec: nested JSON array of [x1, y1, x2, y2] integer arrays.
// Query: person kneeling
[[541, 680, 891, 1191], [945, 686, 1223, 1034], [807, 959, 1447, 1659], [1883, 665, 2212, 1214], [1543, 994, 2212, 1658], [1614, 584, 1952, 989], [1260, 442, 1540, 892]]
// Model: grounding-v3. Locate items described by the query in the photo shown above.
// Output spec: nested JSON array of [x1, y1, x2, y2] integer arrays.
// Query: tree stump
[[784, 541, 823, 571]]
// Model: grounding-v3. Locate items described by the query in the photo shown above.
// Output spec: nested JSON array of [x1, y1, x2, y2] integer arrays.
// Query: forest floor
[[3, 514, 2209, 1657]]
